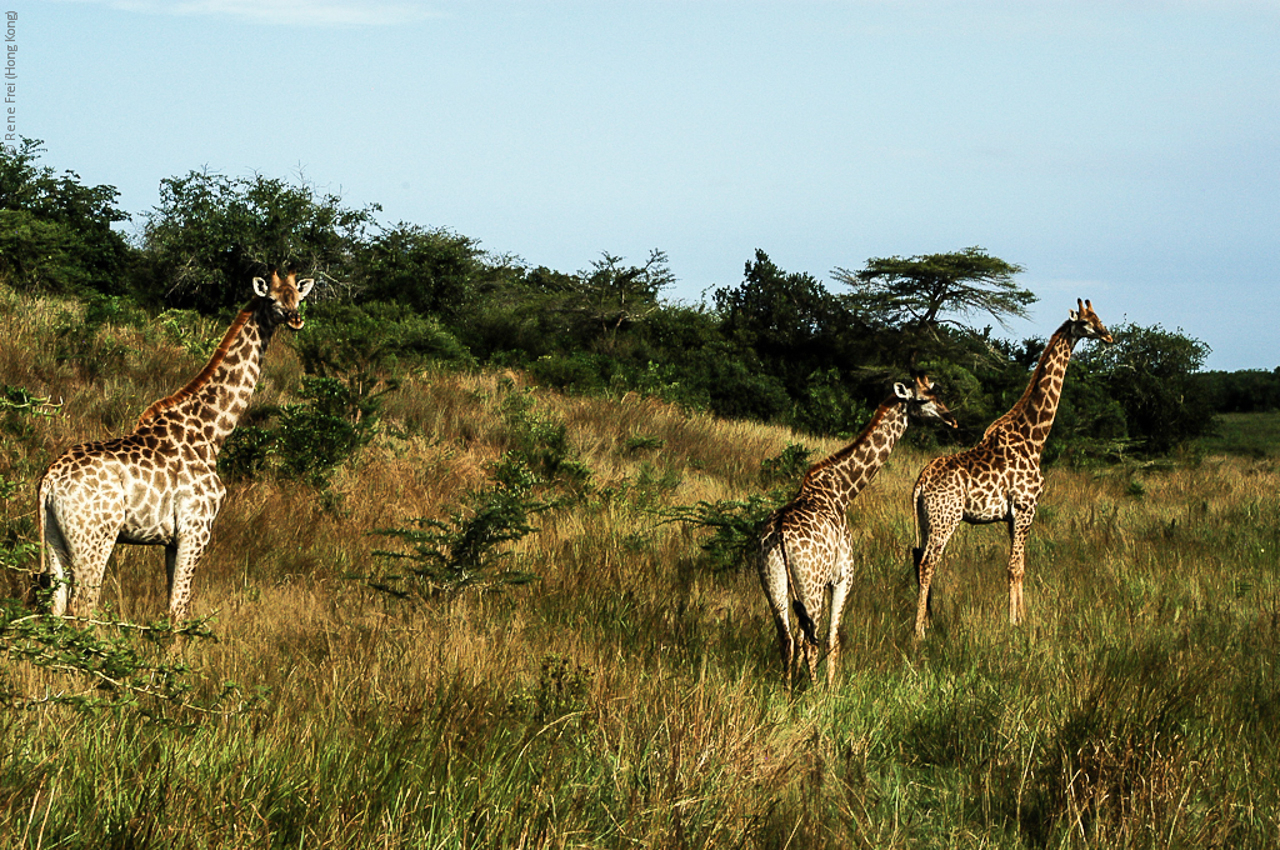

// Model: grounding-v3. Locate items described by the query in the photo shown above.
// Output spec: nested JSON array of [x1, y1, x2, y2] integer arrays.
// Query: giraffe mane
[[134, 305, 256, 428], [800, 397, 894, 488], [983, 320, 1072, 439]]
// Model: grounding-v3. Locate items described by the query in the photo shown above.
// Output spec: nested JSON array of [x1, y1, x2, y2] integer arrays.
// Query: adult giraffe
[[37, 271, 314, 621], [758, 375, 956, 687], [911, 299, 1112, 639]]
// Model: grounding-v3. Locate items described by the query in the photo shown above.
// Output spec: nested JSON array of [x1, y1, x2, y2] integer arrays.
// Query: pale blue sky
[[15, 0, 1280, 369]]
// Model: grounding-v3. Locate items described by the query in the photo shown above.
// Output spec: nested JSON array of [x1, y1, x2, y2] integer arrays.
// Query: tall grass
[[2, 285, 1278, 847]]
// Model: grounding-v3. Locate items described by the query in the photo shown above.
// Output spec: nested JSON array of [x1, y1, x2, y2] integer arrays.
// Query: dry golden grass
[[2, 285, 1279, 847]]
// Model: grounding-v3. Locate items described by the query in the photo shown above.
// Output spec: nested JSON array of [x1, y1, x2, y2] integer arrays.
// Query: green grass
[[1199, 411, 1280, 457], [3, 285, 1280, 848]]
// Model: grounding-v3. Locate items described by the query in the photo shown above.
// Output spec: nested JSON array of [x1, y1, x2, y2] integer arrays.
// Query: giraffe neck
[[799, 397, 909, 514], [985, 322, 1076, 456], [134, 299, 276, 454]]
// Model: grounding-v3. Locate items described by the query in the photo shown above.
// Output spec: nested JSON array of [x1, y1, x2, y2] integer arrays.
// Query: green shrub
[[217, 375, 386, 489], [369, 456, 547, 599], [499, 386, 593, 494], [0, 139, 132, 296], [657, 443, 811, 572]]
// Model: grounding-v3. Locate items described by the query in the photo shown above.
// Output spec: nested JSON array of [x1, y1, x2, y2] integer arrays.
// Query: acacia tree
[[833, 246, 1034, 363], [574, 249, 675, 351]]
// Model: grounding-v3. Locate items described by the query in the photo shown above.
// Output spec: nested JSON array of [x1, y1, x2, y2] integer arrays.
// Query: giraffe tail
[[34, 475, 50, 603], [776, 524, 819, 647], [910, 482, 927, 581], [910, 488, 933, 615], [33, 473, 67, 614], [792, 599, 819, 647]]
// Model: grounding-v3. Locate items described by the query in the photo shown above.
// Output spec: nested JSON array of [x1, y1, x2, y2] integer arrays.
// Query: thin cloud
[[59, 0, 441, 27]]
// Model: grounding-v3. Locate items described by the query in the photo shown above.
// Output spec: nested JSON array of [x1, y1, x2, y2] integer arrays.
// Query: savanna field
[[1, 284, 1279, 849]]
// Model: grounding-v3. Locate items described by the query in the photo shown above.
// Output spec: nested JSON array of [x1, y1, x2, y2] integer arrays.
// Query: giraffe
[[910, 299, 1112, 640], [758, 374, 956, 687], [36, 271, 314, 621]]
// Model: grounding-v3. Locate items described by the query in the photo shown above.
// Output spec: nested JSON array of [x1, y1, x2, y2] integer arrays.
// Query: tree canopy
[[0, 138, 132, 295], [1077, 322, 1215, 453], [137, 169, 380, 312], [0, 144, 1237, 456], [834, 246, 1034, 364]]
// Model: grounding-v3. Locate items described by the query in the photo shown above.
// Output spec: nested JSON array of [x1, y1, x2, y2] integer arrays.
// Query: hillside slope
[[2, 284, 1278, 848]]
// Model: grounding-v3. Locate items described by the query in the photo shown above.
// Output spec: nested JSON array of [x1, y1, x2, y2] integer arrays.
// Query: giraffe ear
[[296, 278, 315, 298], [253, 276, 270, 297], [893, 382, 911, 400]]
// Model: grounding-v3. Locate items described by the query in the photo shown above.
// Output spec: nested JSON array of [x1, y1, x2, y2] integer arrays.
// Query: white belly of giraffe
[[964, 489, 1013, 524]]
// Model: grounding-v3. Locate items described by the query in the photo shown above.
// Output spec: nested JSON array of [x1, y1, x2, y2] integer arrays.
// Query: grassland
[[1, 285, 1278, 848], [1199, 412, 1280, 459]]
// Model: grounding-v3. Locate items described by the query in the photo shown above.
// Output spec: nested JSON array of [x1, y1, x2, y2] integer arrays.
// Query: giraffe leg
[[772, 613, 796, 688], [758, 536, 797, 686], [1007, 507, 1036, 626], [166, 535, 208, 622], [39, 498, 73, 616], [795, 583, 822, 686], [825, 576, 852, 687], [914, 512, 960, 640], [165, 543, 181, 614], [66, 532, 117, 619], [168, 484, 223, 622], [63, 501, 126, 619]]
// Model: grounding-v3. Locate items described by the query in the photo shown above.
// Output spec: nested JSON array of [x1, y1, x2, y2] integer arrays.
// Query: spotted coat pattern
[[37, 272, 314, 620], [911, 300, 1113, 639], [758, 375, 956, 686]]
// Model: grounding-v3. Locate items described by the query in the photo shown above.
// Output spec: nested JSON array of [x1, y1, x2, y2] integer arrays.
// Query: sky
[[11, 0, 1280, 370]]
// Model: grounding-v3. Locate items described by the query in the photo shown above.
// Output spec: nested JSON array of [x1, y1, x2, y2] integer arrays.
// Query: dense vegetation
[[2, 140, 1279, 848], [4, 139, 1266, 458]]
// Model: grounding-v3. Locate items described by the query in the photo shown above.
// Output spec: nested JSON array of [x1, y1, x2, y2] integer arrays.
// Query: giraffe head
[[895, 373, 958, 428], [1067, 299, 1113, 345], [252, 270, 316, 330]]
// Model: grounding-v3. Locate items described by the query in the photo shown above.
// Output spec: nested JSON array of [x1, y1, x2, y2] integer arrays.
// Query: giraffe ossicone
[[911, 299, 1112, 640], [757, 374, 956, 687], [36, 271, 315, 621]]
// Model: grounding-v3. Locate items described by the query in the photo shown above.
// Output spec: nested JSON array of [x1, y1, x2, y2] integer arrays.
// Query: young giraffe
[[758, 375, 956, 687], [911, 299, 1112, 639], [37, 271, 314, 621]]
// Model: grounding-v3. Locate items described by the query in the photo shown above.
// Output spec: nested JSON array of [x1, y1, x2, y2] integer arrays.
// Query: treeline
[[1192, 369, 1280, 414], [1, 138, 1258, 458]]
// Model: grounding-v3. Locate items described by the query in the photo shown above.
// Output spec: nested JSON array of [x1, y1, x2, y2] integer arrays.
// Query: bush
[[296, 300, 473, 374], [658, 443, 813, 572], [135, 169, 377, 312], [354, 224, 517, 321], [369, 456, 547, 599], [217, 375, 386, 489], [367, 384, 593, 600]]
